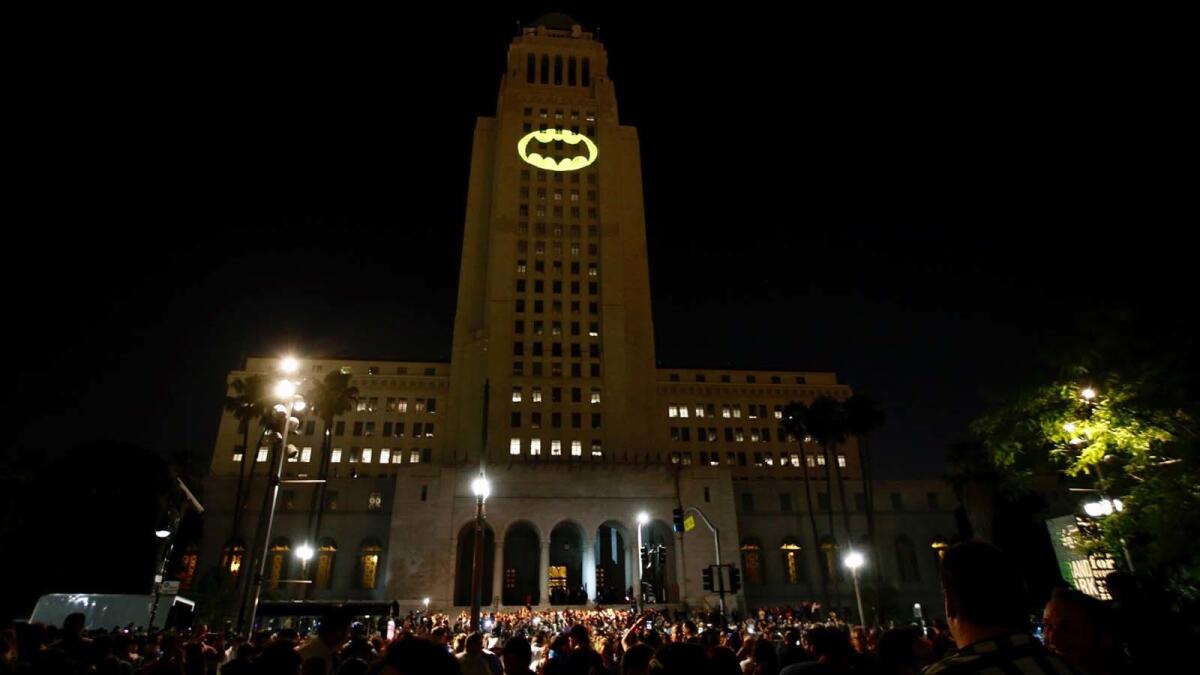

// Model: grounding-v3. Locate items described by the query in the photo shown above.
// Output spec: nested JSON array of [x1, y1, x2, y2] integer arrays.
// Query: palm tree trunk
[[821, 443, 842, 605], [797, 442, 829, 612], [858, 433, 883, 625], [308, 419, 336, 543], [832, 442, 853, 543], [230, 422, 251, 540]]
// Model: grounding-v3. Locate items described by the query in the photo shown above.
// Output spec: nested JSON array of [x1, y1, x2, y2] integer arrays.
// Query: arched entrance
[[549, 521, 586, 604], [595, 521, 630, 604], [453, 522, 495, 606], [502, 521, 541, 606]]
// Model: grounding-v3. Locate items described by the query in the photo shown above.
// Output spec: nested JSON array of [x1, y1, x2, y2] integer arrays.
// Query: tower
[[446, 14, 658, 466]]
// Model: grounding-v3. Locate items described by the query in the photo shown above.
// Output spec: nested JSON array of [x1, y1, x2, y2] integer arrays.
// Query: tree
[[222, 374, 269, 540], [305, 371, 358, 544], [806, 394, 852, 601], [844, 392, 886, 622], [781, 401, 829, 608], [967, 315, 1199, 601]]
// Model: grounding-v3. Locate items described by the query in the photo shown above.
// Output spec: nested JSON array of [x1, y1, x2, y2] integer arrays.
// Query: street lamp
[[469, 474, 491, 632], [242, 356, 306, 633], [155, 528, 172, 539], [423, 597, 430, 611], [1081, 387, 1097, 402], [635, 512, 650, 611], [843, 550, 867, 627]]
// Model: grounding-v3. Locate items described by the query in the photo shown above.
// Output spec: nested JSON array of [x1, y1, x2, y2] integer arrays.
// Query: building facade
[[198, 15, 958, 622]]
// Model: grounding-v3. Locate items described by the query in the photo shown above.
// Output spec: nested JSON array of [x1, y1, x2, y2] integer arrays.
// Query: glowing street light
[[1081, 387, 1097, 402], [635, 511, 651, 611], [1083, 499, 1114, 517], [280, 356, 300, 374], [423, 597, 430, 610], [274, 379, 297, 399], [155, 528, 172, 539], [843, 550, 867, 627], [637, 512, 650, 526], [469, 474, 491, 632], [295, 543, 314, 562]]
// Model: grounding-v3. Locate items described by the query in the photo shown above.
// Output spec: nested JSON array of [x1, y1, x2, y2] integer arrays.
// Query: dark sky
[[5, 6, 1190, 478]]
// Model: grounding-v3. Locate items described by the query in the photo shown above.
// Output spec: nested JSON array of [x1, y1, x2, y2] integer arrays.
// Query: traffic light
[[702, 566, 714, 591], [655, 545, 667, 569], [728, 566, 742, 593], [640, 545, 650, 570], [672, 507, 685, 533]]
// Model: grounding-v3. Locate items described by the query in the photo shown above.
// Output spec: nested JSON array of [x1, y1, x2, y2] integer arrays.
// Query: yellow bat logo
[[517, 129, 599, 172]]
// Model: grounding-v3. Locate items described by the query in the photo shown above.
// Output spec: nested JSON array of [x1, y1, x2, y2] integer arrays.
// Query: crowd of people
[[0, 542, 1181, 675]]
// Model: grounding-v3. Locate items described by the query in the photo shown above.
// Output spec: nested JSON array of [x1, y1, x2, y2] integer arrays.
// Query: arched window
[[740, 539, 763, 585], [554, 55, 564, 85], [895, 536, 921, 583], [779, 538, 804, 584], [220, 538, 246, 583], [358, 538, 384, 590], [176, 544, 199, 590], [540, 55, 550, 85], [582, 57, 591, 86], [526, 53, 536, 83], [315, 538, 337, 590], [267, 538, 290, 589], [819, 536, 843, 583], [567, 56, 577, 86]]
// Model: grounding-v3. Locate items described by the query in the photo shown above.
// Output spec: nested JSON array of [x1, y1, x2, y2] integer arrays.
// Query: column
[[539, 539, 551, 607], [673, 530, 687, 605], [583, 534, 597, 605], [491, 539, 504, 608]]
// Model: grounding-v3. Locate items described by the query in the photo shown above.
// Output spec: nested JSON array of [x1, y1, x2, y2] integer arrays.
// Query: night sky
[[6, 6, 1190, 479]]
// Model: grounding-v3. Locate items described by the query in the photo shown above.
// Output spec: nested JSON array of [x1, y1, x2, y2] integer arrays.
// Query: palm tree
[[781, 401, 829, 610], [305, 370, 358, 544], [223, 375, 269, 540], [805, 395, 851, 604], [844, 392, 886, 622]]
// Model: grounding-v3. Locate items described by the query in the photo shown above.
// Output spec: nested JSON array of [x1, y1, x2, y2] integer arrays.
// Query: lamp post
[[635, 512, 649, 611], [843, 550, 867, 627], [469, 474, 490, 632], [242, 357, 305, 633]]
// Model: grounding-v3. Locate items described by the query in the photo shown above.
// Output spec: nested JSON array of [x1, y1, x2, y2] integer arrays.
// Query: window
[[837, 455, 847, 468], [510, 438, 522, 455], [781, 539, 803, 584], [512, 387, 523, 403], [414, 399, 428, 413], [391, 451, 403, 464], [397, 398, 408, 413], [315, 539, 336, 590], [722, 405, 731, 418], [379, 448, 390, 464], [361, 448, 373, 463], [368, 492, 382, 510], [774, 405, 783, 420], [257, 447, 269, 463], [531, 439, 542, 455], [571, 440, 582, 456], [740, 540, 763, 585], [353, 421, 363, 437], [694, 405, 705, 418], [591, 439, 602, 457], [896, 536, 921, 582], [301, 447, 312, 463], [365, 422, 375, 437], [591, 388, 601, 404], [331, 448, 342, 463], [551, 440, 562, 456], [532, 388, 543, 403], [358, 540, 384, 589], [669, 405, 679, 418], [816, 454, 826, 466]]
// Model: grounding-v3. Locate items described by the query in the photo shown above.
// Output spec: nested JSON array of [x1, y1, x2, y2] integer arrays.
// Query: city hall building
[[196, 15, 958, 622]]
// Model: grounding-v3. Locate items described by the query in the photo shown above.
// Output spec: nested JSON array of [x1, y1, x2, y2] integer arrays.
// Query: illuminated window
[[531, 439, 542, 456], [591, 389, 601, 404], [517, 260, 527, 273], [397, 398, 408, 413], [732, 405, 742, 419], [221, 539, 246, 581], [379, 448, 390, 464], [532, 387, 543, 403], [668, 405, 679, 418], [678, 406, 689, 419], [694, 406, 705, 418], [391, 451, 403, 464], [315, 539, 336, 590], [589, 322, 599, 337], [358, 540, 384, 589], [512, 387, 523, 403], [361, 448, 373, 464], [551, 440, 562, 456], [569, 440, 582, 456], [774, 406, 783, 419], [806, 455, 815, 468], [722, 405, 731, 419], [751, 429, 761, 442], [781, 540, 803, 584], [838, 455, 847, 468], [790, 453, 801, 467], [740, 540, 763, 585], [588, 264, 598, 277], [368, 492, 382, 510], [331, 448, 342, 463], [735, 429, 745, 442], [257, 447, 269, 462], [266, 539, 290, 590], [409, 450, 420, 464], [510, 438, 521, 455], [232, 450, 244, 463], [817, 454, 827, 466]]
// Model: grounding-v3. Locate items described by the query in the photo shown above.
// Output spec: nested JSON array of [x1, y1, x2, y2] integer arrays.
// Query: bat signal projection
[[517, 129, 599, 172]]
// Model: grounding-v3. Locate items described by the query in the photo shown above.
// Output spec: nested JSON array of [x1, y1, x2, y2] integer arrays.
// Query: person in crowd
[[500, 635, 532, 674], [925, 541, 1076, 674], [565, 624, 603, 675], [298, 611, 352, 675], [1042, 588, 1121, 675], [875, 627, 935, 675], [457, 632, 494, 675]]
